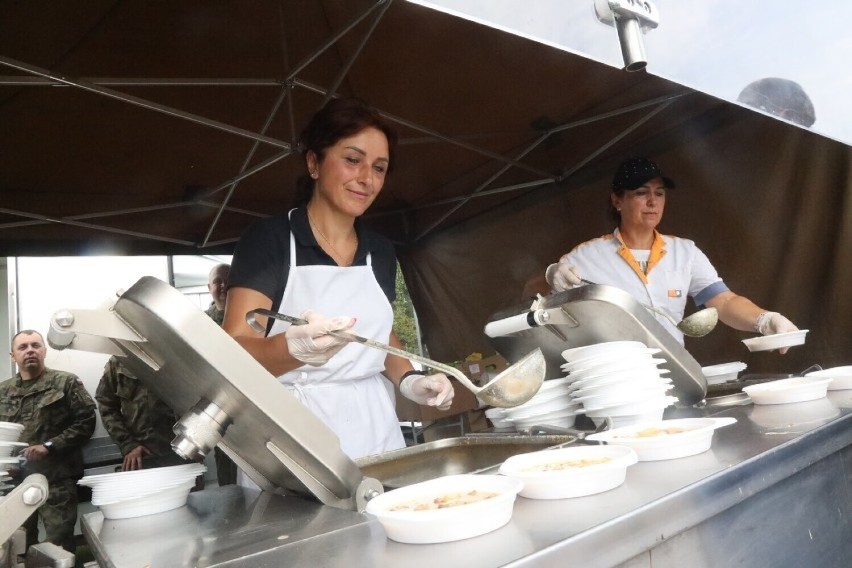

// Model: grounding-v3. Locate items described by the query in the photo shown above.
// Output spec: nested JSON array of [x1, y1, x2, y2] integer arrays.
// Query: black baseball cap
[[611, 157, 676, 191]]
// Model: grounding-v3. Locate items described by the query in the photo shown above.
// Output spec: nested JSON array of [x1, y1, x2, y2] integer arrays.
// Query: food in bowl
[[388, 489, 499, 512], [618, 426, 687, 438], [586, 417, 737, 461], [520, 456, 611, 472], [499, 445, 637, 499], [364, 474, 523, 544]]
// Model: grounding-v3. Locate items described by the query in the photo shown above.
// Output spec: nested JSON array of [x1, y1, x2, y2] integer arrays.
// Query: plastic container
[[499, 445, 637, 499], [97, 481, 195, 520], [364, 474, 523, 544], [586, 417, 737, 461], [743, 377, 831, 404], [803, 366, 852, 390], [741, 330, 808, 352], [560, 341, 647, 362], [701, 362, 747, 385]]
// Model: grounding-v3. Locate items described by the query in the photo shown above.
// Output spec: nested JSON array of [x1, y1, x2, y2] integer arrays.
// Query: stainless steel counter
[[82, 391, 852, 568]]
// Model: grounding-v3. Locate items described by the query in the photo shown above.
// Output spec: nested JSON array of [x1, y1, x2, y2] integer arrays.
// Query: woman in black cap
[[545, 157, 798, 350]]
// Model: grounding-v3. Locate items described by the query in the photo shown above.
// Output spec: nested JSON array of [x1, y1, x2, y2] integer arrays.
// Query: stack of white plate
[[0, 422, 26, 477], [561, 341, 676, 428], [78, 463, 205, 519], [500, 377, 581, 431], [0, 421, 25, 443], [702, 362, 747, 385]]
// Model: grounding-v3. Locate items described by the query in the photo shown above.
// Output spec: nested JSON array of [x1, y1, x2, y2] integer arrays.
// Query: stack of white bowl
[[0, 422, 26, 497], [78, 463, 205, 519], [497, 376, 582, 431], [561, 341, 677, 428]]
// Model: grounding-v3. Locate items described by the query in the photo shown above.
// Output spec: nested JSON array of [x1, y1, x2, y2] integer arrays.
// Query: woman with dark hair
[[545, 157, 798, 350], [223, 98, 453, 464]]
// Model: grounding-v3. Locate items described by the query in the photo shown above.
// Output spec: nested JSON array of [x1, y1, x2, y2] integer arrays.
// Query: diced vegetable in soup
[[388, 489, 499, 512], [521, 456, 612, 472]]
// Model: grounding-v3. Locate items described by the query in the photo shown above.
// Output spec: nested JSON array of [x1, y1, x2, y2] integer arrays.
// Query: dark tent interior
[[1, 0, 850, 376]]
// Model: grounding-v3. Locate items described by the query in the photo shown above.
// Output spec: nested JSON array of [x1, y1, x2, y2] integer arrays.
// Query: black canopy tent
[[1, 0, 850, 373]]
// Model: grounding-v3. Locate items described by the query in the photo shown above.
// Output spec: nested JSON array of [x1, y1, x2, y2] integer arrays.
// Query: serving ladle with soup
[[246, 308, 546, 407]]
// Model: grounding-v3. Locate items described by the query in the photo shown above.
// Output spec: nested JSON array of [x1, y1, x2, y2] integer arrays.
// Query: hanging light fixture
[[594, 0, 660, 72]]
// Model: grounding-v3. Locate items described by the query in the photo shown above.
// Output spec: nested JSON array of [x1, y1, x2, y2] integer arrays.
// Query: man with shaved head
[[0, 330, 96, 553]]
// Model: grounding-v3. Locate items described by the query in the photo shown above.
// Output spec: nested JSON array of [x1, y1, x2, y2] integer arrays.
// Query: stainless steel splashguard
[[47, 276, 381, 511], [485, 284, 707, 404]]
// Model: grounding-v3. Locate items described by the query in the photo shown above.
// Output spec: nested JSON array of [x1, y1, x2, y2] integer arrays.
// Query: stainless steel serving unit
[[80, 393, 851, 567], [49, 277, 849, 567], [485, 284, 707, 404], [47, 276, 382, 511]]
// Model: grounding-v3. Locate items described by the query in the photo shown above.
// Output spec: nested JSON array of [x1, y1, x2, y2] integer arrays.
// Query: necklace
[[307, 208, 358, 267]]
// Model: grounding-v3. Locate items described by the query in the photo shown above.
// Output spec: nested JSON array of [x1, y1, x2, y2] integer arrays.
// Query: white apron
[[237, 211, 404, 489]]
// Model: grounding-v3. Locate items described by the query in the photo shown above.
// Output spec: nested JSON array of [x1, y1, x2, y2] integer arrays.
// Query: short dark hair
[[295, 97, 398, 203], [12, 329, 44, 348]]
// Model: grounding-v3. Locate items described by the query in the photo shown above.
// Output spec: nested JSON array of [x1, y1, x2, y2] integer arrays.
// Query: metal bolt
[[22, 486, 45, 505], [54, 311, 75, 327]]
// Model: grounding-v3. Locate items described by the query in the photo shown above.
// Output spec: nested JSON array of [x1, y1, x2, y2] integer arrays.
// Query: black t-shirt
[[229, 207, 398, 316]]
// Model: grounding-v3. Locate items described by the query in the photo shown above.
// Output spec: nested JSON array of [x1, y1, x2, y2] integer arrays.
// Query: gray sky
[[410, 0, 851, 144]]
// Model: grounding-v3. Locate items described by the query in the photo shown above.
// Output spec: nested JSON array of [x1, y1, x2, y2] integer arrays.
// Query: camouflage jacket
[[0, 368, 96, 481], [95, 356, 179, 457], [205, 302, 224, 326]]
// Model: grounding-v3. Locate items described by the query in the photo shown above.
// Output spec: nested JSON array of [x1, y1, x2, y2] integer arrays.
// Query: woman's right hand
[[545, 261, 583, 291], [285, 310, 356, 366]]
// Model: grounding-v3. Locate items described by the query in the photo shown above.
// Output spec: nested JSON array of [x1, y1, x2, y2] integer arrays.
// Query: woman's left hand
[[400, 373, 455, 410]]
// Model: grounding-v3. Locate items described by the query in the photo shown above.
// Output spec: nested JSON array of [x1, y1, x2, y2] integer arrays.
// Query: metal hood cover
[[51, 276, 379, 511]]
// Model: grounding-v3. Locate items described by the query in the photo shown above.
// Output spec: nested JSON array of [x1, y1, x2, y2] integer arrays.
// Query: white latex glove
[[755, 312, 799, 354], [285, 310, 355, 366], [399, 372, 454, 410], [545, 262, 583, 291]]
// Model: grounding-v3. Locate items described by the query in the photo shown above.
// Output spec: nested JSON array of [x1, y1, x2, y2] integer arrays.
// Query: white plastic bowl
[[701, 362, 747, 385], [748, 397, 840, 429], [803, 366, 852, 390], [573, 388, 672, 411], [364, 474, 523, 544], [499, 445, 637, 499], [586, 417, 737, 461], [506, 408, 578, 431], [563, 359, 668, 383], [560, 348, 660, 372], [502, 392, 575, 419], [743, 377, 832, 405], [742, 330, 808, 352], [584, 396, 679, 418], [98, 481, 195, 520], [0, 422, 24, 442], [537, 377, 573, 392], [0, 442, 27, 458], [606, 410, 666, 429], [485, 407, 513, 429], [571, 378, 672, 399], [561, 341, 647, 362]]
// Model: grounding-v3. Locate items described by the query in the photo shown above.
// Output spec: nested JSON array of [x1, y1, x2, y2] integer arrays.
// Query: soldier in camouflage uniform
[[95, 356, 188, 471], [204, 262, 239, 485], [0, 330, 96, 553]]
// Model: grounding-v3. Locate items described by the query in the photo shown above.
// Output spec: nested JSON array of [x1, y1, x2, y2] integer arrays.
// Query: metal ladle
[[641, 305, 718, 338], [579, 278, 718, 337], [245, 309, 546, 408]]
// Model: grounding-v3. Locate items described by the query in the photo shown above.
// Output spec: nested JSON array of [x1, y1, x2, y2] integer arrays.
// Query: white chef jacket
[[561, 228, 728, 344]]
